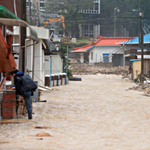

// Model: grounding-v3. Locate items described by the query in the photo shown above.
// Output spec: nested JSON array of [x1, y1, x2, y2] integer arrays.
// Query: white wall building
[[73, 36, 131, 67], [13, 26, 50, 86], [45, 51, 64, 75]]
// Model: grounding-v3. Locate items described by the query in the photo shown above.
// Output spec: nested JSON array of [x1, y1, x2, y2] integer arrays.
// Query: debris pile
[[129, 84, 150, 96], [69, 61, 129, 75]]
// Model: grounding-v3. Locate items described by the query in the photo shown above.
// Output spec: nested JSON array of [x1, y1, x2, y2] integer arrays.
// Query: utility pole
[[21, 0, 26, 72], [139, 0, 144, 83], [29, 0, 32, 25], [114, 7, 120, 37], [37, 2, 40, 26]]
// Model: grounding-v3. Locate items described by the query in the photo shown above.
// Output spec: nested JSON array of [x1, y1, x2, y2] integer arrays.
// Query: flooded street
[[1, 74, 150, 150]]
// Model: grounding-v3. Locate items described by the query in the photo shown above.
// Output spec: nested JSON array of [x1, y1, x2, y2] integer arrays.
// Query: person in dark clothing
[[10, 69, 37, 119]]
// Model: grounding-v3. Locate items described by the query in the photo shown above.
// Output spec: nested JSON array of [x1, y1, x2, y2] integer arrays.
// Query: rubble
[[128, 83, 150, 96], [69, 60, 129, 76]]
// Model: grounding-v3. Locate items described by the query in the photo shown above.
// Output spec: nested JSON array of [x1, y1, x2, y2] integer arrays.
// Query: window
[[40, 2, 45, 7], [26, 2, 32, 6], [95, 3, 98, 10], [91, 52, 93, 60], [90, 25, 93, 31], [103, 53, 109, 63]]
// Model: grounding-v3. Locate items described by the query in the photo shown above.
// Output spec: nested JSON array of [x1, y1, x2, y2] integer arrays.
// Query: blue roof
[[130, 59, 141, 62], [118, 34, 150, 44]]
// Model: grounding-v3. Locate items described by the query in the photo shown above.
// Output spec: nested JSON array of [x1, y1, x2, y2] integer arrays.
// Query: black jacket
[[14, 71, 37, 95]]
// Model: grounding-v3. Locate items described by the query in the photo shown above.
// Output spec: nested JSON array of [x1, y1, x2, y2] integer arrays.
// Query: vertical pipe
[[66, 45, 68, 84], [19, 22, 21, 70], [32, 40, 35, 80], [25, 39, 27, 73], [50, 45, 52, 87], [58, 66, 60, 86]]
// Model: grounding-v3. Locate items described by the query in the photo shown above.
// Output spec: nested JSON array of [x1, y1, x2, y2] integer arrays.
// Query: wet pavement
[[0, 74, 150, 150]]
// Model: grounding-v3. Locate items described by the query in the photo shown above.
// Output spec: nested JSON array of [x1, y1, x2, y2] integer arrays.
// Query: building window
[[95, 3, 98, 10], [83, 24, 93, 38], [26, 2, 32, 6], [91, 52, 93, 60], [40, 2, 45, 7], [103, 53, 109, 62]]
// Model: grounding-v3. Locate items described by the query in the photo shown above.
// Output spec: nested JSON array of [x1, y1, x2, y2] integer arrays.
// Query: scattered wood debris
[[35, 126, 52, 129], [128, 84, 150, 96], [35, 132, 52, 137]]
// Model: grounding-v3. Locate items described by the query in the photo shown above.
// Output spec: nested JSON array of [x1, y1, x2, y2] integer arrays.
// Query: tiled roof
[[73, 44, 93, 52], [94, 36, 132, 46], [73, 35, 132, 52]]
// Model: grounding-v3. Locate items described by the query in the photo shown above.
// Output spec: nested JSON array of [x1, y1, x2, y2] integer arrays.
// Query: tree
[[44, 0, 93, 38]]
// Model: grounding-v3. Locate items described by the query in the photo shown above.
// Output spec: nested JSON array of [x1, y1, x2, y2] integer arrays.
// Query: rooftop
[[73, 35, 131, 52]]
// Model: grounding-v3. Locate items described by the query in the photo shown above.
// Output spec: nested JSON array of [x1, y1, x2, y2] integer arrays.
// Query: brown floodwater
[[0, 74, 150, 150]]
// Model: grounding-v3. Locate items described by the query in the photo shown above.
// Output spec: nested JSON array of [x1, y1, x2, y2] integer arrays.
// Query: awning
[[43, 39, 54, 55], [0, 18, 39, 42], [0, 5, 20, 19]]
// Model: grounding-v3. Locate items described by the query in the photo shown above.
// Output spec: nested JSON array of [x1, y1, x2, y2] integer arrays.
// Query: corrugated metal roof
[[130, 59, 141, 62], [118, 34, 150, 45]]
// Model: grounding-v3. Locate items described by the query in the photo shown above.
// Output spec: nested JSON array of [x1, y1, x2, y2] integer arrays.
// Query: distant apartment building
[[80, 0, 100, 38], [81, 0, 100, 14], [26, 0, 45, 11]]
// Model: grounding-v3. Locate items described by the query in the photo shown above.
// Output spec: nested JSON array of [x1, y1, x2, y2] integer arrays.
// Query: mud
[[0, 74, 150, 150]]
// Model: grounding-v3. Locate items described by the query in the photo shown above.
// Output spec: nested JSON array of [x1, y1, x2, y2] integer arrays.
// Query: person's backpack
[[20, 73, 37, 92], [15, 73, 37, 96]]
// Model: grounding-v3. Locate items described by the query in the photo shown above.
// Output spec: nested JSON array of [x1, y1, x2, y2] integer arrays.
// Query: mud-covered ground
[[0, 74, 150, 150]]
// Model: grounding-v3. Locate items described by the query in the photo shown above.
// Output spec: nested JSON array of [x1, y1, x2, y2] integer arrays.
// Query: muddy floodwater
[[0, 74, 150, 150]]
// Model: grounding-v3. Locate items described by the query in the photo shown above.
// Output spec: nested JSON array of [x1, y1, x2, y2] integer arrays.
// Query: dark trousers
[[23, 91, 32, 119]]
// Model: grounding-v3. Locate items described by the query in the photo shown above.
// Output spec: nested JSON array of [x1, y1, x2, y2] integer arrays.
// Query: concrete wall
[[133, 60, 141, 79], [34, 40, 45, 86], [94, 25, 100, 39], [112, 54, 124, 67], [30, 26, 49, 39], [45, 53, 63, 75], [89, 46, 122, 65], [89, 48, 95, 65], [80, 53, 84, 63]]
